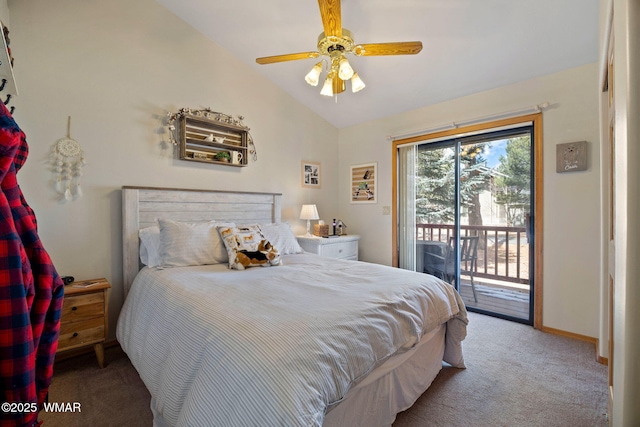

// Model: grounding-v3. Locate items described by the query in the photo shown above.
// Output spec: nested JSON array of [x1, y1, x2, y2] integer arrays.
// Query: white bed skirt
[[324, 324, 445, 427], [151, 324, 445, 427]]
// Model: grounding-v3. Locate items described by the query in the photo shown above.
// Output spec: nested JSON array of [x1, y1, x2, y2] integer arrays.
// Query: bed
[[117, 186, 468, 427]]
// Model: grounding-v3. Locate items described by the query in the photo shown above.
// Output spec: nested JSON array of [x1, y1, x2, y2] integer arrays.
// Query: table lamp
[[300, 204, 319, 237]]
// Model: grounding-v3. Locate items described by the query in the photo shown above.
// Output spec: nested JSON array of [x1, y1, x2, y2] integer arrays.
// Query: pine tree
[[460, 144, 492, 226], [494, 136, 531, 226], [416, 147, 454, 224], [415, 143, 493, 226]]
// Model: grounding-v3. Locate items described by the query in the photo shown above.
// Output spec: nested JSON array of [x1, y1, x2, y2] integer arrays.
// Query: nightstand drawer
[[321, 241, 358, 259], [297, 235, 360, 260], [58, 317, 105, 350], [61, 293, 105, 323], [58, 278, 111, 368]]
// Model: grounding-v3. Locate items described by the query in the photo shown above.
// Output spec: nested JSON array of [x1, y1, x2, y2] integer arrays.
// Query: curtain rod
[[388, 102, 550, 141]]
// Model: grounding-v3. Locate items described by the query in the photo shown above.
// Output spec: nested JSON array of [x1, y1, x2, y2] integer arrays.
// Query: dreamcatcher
[[51, 116, 85, 201]]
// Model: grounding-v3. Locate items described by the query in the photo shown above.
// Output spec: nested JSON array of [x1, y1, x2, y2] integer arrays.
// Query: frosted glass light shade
[[305, 62, 323, 86], [320, 75, 334, 96], [351, 72, 366, 93], [338, 57, 354, 80]]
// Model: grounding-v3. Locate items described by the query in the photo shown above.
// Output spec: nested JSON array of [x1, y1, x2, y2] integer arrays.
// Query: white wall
[[338, 63, 602, 338], [7, 0, 339, 336], [0, 1, 8, 26]]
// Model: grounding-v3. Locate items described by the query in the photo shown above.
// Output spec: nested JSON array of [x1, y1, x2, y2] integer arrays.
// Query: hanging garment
[[0, 102, 64, 427]]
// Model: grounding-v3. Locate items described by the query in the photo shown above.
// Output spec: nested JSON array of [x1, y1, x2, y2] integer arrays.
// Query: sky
[[483, 139, 508, 168]]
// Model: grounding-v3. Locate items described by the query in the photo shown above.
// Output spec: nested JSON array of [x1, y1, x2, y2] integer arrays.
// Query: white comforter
[[117, 253, 467, 427]]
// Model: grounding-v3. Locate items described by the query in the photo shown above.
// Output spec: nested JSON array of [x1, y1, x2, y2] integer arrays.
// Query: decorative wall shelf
[[167, 108, 256, 167], [179, 114, 248, 167]]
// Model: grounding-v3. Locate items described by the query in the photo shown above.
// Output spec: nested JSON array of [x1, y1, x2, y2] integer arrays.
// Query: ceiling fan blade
[[318, 0, 342, 37], [354, 41, 423, 56], [256, 52, 320, 64]]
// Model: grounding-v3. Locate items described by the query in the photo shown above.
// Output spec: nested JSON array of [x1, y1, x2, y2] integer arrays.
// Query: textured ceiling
[[156, 0, 600, 128]]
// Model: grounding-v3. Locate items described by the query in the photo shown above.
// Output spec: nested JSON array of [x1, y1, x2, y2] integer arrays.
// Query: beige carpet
[[40, 312, 608, 426]]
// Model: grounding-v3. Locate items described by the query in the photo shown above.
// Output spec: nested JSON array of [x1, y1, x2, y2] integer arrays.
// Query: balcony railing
[[416, 223, 530, 285]]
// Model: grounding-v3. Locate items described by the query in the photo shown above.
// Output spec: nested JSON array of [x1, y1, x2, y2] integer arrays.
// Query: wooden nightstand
[[58, 278, 110, 368], [296, 235, 360, 260]]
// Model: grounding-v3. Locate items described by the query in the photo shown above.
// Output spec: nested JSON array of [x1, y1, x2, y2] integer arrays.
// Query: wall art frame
[[350, 162, 377, 204], [302, 160, 321, 188]]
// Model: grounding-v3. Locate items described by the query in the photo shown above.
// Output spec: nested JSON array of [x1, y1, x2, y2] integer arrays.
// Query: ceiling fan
[[255, 0, 423, 97]]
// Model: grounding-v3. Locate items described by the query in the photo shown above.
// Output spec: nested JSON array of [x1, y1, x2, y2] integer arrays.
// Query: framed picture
[[302, 161, 321, 188], [350, 162, 377, 204]]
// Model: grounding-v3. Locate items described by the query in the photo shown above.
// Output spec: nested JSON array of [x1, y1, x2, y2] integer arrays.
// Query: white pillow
[[259, 222, 304, 255], [157, 219, 235, 267], [139, 225, 161, 267]]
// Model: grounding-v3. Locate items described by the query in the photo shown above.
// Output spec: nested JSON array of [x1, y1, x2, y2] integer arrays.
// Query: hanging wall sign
[[556, 141, 587, 173]]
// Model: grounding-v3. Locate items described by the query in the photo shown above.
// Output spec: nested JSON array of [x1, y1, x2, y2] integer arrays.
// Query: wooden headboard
[[122, 186, 282, 296]]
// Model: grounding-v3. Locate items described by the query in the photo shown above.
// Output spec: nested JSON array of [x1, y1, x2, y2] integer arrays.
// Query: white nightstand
[[296, 235, 360, 260]]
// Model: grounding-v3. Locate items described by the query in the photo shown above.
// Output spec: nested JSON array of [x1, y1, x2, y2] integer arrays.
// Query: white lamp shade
[[305, 62, 323, 86], [351, 72, 366, 93], [320, 75, 334, 96], [300, 204, 319, 220], [338, 57, 354, 80]]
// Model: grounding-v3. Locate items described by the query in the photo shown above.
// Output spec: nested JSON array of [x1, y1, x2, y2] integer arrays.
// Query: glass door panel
[[403, 126, 534, 324], [415, 144, 455, 277]]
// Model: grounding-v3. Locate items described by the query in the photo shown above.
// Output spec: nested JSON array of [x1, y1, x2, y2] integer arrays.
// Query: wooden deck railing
[[416, 223, 530, 284]]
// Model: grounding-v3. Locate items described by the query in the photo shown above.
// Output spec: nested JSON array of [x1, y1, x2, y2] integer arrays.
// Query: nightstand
[[296, 235, 360, 260], [58, 278, 110, 368]]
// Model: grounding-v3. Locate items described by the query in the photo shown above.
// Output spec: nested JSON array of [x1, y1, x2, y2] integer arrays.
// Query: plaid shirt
[[0, 103, 64, 427]]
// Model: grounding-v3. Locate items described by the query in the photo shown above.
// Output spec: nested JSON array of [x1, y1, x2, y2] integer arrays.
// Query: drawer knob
[[72, 332, 78, 338], [339, 249, 343, 253], [71, 306, 78, 311]]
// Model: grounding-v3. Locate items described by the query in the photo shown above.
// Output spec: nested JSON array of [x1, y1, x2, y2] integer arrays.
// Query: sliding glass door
[[398, 125, 534, 324]]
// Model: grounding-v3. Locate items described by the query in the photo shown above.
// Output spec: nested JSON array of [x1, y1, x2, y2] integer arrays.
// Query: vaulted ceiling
[[156, 0, 600, 128]]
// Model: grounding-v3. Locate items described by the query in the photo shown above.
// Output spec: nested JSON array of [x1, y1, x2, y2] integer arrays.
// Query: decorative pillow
[[158, 219, 235, 267], [259, 222, 304, 255], [218, 224, 281, 270], [139, 225, 161, 267]]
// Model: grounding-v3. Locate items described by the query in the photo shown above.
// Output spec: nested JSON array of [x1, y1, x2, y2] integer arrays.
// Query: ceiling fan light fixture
[[320, 74, 334, 96], [305, 61, 323, 86], [338, 56, 354, 80], [351, 72, 366, 93], [254, 1, 423, 98]]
